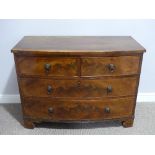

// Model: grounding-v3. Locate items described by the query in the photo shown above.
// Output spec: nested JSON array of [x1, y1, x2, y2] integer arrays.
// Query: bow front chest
[[12, 36, 145, 128]]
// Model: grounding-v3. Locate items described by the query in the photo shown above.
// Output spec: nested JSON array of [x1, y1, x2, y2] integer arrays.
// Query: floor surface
[[0, 103, 154, 135]]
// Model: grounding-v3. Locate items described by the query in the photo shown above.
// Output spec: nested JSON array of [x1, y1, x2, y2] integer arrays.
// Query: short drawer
[[20, 76, 137, 98], [81, 56, 140, 76], [15, 56, 78, 77], [23, 97, 135, 121]]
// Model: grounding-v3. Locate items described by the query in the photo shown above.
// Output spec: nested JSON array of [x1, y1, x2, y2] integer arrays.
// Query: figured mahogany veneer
[[20, 77, 137, 98], [12, 36, 146, 129], [23, 97, 135, 121], [16, 56, 78, 77], [81, 56, 140, 76]]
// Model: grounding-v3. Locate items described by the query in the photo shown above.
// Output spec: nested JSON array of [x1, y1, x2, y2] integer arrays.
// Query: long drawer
[[19, 76, 137, 98], [23, 97, 135, 121]]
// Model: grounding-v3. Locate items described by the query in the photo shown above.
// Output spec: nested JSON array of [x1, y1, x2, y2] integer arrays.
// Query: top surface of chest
[[12, 36, 145, 55]]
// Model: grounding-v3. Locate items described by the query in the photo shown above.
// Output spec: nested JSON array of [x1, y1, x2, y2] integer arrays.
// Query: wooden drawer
[[80, 77, 137, 97], [20, 76, 137, 98], [23, 97, 135, 121], [15, 56, 78, 77], [81, 56, 140, 76], [20, 78, 79, 98]]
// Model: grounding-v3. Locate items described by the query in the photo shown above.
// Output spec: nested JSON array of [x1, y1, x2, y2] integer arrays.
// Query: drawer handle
[[48, 107, 54, 113], [107, 85, 112, 93], [108, 64, 115, 72], [47, 85, 53, 94], [44, 63, 51, 72], [104, 107, 110, 113]]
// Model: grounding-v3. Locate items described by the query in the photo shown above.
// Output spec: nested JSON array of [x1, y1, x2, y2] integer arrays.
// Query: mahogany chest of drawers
[[12, 36, 145, 129]]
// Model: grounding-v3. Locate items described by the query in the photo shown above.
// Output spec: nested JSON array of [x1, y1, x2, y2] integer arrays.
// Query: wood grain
[[12, 36, 146, 55], [23, 97, 135, 121], [82, 56, 140, 76], [12, 36, 145, 128], [19, 76, 137, 98], [16, 56, 78, 77]]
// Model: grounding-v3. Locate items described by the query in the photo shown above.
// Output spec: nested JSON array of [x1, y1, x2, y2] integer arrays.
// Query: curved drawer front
[[20, 77, 137, 98], [20, 79, 79, 98], [16, 56, 78, 77], [80, 77, 137, 97], [23, 97, 135, 120], [81, 56, 140, 76]]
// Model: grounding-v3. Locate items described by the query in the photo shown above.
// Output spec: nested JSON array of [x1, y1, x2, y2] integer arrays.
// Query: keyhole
[[78, 81, 80, 88]]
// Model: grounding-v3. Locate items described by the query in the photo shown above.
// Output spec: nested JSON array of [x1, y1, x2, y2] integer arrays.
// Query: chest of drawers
[[12, 36, 145, 129]]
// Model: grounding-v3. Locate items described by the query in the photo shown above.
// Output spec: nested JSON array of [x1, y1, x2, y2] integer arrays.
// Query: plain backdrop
[[0, 19, 154, 95]]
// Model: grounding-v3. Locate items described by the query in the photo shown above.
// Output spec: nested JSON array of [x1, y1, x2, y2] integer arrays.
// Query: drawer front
[[80, 77, 137, 97], [81, 56, 140, 76], [16, 56, 78, 77], [20, 78, 79, 98], [23, 97, 135, 120], [20, 77, 137, 98]]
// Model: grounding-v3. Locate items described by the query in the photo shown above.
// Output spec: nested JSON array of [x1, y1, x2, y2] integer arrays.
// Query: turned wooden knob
[[108, 64, 115, 72], [47, 85, 53, 94], [48, 107, 54, 113], [104, 107, 110, 113], [44, 63, 51, 72], [107, 85, 112, 93]]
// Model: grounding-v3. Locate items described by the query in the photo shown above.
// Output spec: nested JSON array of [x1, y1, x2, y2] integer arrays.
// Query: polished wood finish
[[19, 77, 137, 98], [23, 97, 135, 121], [12, 36, 145, 53], [81, 56, 140, 76], [80, 77, 137, 98], [122, 118, 134, 128], [23, 119, 35, 129], [16, 56, 78, 77], [12, 36, 145, 129]]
